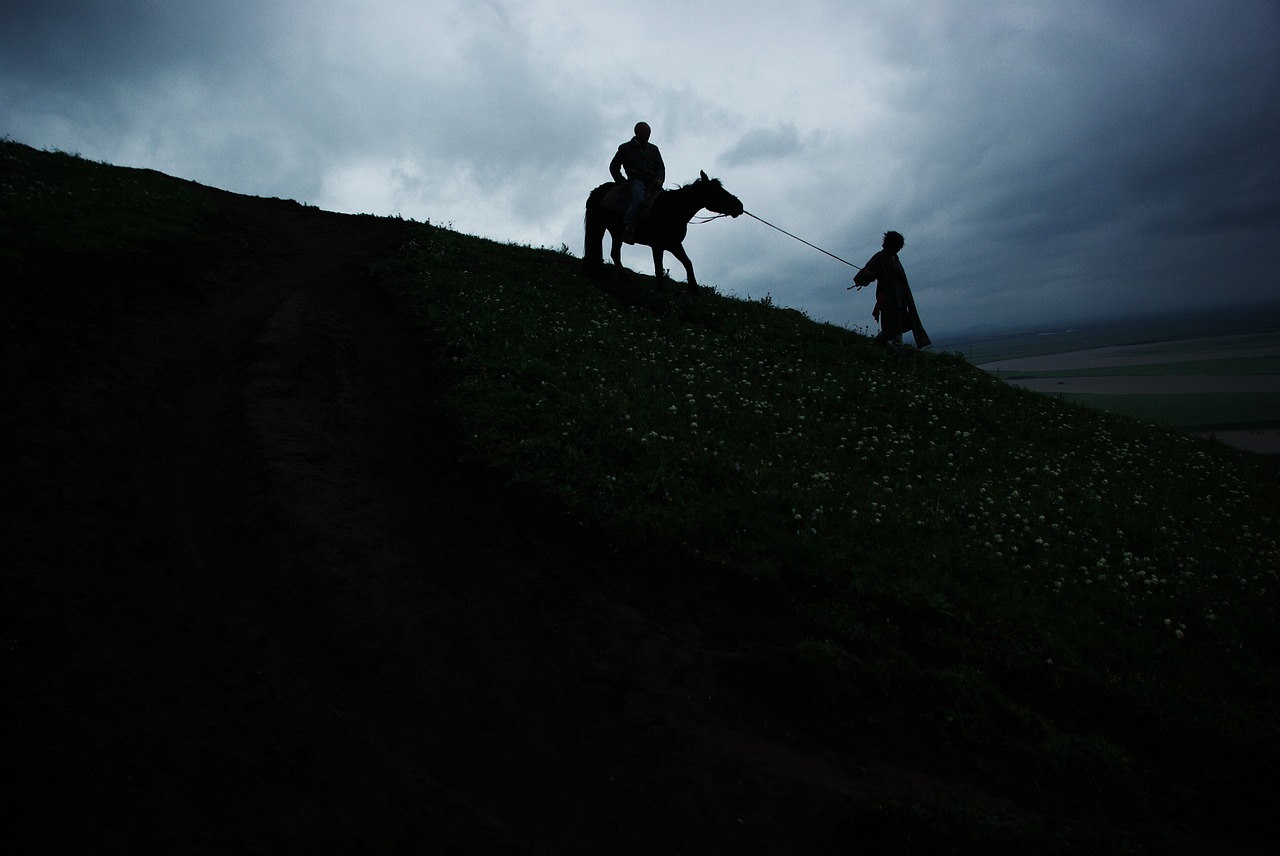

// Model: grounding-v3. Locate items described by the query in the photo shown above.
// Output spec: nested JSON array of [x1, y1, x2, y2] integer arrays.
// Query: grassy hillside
[[6, 138, 1279, 853], [377, 208, 1280, 852], [1, 138, 218, 269]]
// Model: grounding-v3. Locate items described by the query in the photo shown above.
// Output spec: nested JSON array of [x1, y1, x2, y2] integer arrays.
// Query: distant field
[[1118, 331, 1280, 358], [1051, 391, 1280, 430], [962, 317, 1280, 451], [997, 354, 1280, 378], [942, 305, 1280, 365]]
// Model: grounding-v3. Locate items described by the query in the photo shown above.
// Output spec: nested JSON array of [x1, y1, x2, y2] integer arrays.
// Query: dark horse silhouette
[[583, 171, 743, 291]]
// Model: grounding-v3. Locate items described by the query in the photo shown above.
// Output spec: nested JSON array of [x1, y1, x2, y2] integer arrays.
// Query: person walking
[[609, 121, 666, 244], [853, 230, 931, 349]]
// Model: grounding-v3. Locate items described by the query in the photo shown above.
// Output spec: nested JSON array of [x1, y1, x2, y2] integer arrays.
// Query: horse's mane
[[674, 175, 722, 190]]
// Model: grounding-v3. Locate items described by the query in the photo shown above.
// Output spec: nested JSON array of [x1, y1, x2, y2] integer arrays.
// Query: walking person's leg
[[873, 307, 907, 346]]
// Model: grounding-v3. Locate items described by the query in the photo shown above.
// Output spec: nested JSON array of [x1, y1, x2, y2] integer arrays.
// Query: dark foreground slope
[[4, 145, 1277, 855], [3, 157, 886, 855]]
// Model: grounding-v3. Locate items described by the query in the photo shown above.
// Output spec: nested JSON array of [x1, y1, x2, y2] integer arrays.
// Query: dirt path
[[6, 190, 881, 853]]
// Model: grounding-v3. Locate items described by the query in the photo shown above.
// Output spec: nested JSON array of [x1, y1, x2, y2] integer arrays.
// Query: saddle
[[602, 183, 661, 222]]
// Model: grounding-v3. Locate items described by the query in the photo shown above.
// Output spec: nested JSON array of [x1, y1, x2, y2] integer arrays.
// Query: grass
[[8, 137, 1280, 852], [375, 220, 1280, 852], [1, 136, 218, 272]]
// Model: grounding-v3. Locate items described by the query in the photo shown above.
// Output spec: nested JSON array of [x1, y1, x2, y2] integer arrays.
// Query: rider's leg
[[623, 179, 644, 243]]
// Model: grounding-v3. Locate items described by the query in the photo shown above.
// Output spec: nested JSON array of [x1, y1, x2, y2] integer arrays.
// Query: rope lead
[[743, 211, 862, 271]]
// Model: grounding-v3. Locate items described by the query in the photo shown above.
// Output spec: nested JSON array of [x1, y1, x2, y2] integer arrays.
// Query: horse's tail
[[585, 183, 612, 220], [583, 183, 612, 269]]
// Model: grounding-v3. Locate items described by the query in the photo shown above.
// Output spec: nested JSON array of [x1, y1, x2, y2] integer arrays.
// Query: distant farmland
[[970, 324, 1280, 452]]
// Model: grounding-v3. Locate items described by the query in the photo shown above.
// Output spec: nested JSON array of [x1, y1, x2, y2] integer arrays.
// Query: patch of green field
[[1000, 354, 1280, 379], [1119, 331, 1280, 358], [1055, 391, 1280, 430], [951, 312, 1280, 367], [947, 331, 1124, 365]]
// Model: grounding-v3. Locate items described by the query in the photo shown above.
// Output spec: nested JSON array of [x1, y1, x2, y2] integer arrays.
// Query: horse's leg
[[584, 198, 617, 277], [608, 226, 625, 278], [652, 245, 666, 284], [583, 208, 603, 274], [668, 242, 697, 291]]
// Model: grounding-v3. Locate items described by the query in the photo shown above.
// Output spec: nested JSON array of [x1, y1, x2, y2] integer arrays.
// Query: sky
[[3, 0, 1278, 338]]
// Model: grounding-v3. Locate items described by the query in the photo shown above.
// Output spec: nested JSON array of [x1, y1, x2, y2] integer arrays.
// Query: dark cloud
[[719, 124, 803, 167], [3, 1, 1278, 336], [0, 1, 276, 88]]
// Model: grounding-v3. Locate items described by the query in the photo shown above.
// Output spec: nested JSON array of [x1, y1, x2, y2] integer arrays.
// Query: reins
[[684, 180, 870, 292], [742, 211, 862, 271], [693, 208, 864, 276]]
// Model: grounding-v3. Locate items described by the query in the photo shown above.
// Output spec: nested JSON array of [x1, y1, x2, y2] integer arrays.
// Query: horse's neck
[[659, 185, 704, 220]]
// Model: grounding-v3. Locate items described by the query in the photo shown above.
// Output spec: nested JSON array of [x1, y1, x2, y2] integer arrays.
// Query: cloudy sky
[[3, 0, 1278, 337]]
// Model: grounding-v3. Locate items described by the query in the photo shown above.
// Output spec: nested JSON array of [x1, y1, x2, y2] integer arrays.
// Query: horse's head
[[697, 170, 744, 218]]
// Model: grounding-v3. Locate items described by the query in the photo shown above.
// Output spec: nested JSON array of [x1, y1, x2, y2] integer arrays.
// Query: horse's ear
[[700, 170, 709, 181]]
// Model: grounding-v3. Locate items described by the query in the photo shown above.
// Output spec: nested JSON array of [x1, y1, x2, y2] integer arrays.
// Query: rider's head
[[634, 122, 652, 143], [883, 231, 905, 252]]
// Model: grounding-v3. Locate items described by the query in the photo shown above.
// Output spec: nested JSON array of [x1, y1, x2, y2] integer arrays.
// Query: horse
[[583, 171, 743, 291]]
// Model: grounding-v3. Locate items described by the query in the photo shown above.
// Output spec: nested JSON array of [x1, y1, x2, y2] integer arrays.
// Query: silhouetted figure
[[853, 230, 931, 349], [609, 122, 666, 244]]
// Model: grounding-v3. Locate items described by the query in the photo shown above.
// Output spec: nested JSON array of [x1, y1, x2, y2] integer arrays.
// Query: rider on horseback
[[609, 122, 665, 244]]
